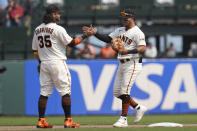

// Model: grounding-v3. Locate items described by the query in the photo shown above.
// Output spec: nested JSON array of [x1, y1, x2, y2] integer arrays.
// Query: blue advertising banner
[[25, 59, 197, 116]]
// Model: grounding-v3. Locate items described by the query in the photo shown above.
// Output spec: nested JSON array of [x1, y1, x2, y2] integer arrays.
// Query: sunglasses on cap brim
[[121, 12, 134, 18]]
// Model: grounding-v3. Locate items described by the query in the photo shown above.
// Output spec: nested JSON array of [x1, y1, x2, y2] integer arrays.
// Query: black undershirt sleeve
[[95, 33, 112, 43], [127, 49, 138, 54]]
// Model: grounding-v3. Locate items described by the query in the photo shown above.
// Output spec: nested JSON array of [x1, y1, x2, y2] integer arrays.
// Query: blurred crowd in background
[[0, 0, 197, 60], [0, 0, 117, 60], [0, 0, 32, 35], [0, 0, 31, 27]]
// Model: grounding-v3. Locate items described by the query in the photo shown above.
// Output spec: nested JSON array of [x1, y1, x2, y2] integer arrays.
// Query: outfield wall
[[0, 61, 24, 115], [25, 59, 197, 116], [0, 59, 197, 115]]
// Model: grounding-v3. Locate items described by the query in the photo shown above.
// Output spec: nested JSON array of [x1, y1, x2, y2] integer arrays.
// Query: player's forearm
[[127, 46, 146, 54], [119, 45, 146, 55], [95, 33, 112, 43], [136, 45, 146, 54], [68, 35, 87, 47]]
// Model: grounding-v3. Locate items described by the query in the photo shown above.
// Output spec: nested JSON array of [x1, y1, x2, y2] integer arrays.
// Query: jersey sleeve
[[58, 27, 73, 46], [32, 32, 38, 51], [109, 28, 121, 38], [135, 32, 146, 46]]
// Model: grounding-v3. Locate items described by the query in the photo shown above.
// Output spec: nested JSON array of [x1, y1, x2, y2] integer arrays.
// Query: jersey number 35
[[38, 35, 52, 48]]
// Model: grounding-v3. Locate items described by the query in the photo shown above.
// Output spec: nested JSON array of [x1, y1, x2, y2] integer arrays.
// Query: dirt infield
[[0, 124, 197, 130]]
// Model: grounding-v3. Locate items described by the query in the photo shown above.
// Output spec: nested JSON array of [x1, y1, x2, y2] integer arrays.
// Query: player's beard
[[52, 13, 61, 23], [122, 21, 129, 28], [122, 18, 135, 30], [55, 17, 60, 23], [53, 16, 60, 23]]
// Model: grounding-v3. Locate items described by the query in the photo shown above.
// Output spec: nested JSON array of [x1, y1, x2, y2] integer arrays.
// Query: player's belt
[[119, 57, 142, 64]]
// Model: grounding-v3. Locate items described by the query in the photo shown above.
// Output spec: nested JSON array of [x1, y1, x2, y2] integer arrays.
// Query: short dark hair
[[43, 13, 54, 24], [43, 4, 60, 24]]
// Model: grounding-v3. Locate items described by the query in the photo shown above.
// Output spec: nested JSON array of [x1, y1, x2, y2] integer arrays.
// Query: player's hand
[[118, 48, 128, 55], [111, 38, 125, 52], [82, 25, 97, 37], [0, 66, 7, 74], [37, 64, 40, 73]]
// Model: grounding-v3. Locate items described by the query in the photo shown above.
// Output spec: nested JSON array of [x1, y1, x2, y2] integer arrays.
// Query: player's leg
[[128, 62, 147, 123], [121, 61, 147, 123], [37, 95, 53, 128], [129, 97, 138, 108], [128, 96, 147, 123], [62, 94, 71, 118], [113, 93, 130, 127], [127, 62, 142, 108], [119, 94, 130, 117], [37, 61, 53, 128], [113, 65, 123, 98], [38, 95, 48, 119], [118, 62, 137, 120], [61, 94, 80, 128], [113, 64, 128, 127], [52, 60, 80, 128]]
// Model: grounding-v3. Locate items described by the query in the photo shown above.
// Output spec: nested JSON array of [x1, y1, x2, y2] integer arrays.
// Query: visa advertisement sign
[[25, 59, 197, 115]]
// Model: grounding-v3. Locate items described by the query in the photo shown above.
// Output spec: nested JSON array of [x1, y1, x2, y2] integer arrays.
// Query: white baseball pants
[[39, 60, 71, 97], [113, 59, 142, 97]]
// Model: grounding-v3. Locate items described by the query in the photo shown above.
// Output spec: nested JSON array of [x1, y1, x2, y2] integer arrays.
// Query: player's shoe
[[37, 118, 53, 128], [113, 116, 128, 128], [64, 117, 80, 128], [134, 104, 147, 123]]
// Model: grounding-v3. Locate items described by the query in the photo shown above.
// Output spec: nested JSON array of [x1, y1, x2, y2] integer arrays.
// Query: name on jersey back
[[35, 27, 54, 35]]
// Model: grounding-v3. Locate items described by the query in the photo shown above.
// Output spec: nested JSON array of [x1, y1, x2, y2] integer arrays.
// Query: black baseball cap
[[46, 4, 61, 14], [121, 8, 135, 18]]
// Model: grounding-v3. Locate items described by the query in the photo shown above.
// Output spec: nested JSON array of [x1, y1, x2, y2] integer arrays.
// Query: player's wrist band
[[127, 49, 138, 54], [81, 34, 87, 39], [33, 51, 38, 55]]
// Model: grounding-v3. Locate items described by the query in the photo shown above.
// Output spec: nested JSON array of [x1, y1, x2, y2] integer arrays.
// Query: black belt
[[119, 57, 142, 64]]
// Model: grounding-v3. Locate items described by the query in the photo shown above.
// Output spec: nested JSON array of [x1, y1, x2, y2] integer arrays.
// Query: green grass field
[[0, 114, 197, 131]]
